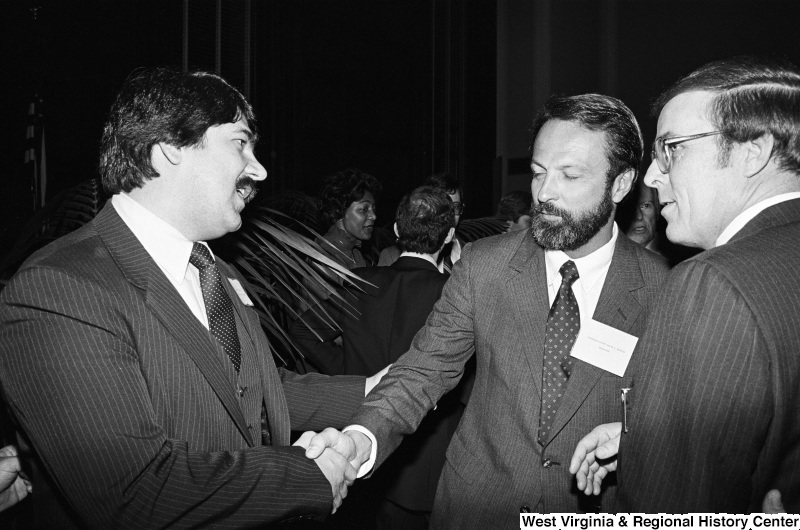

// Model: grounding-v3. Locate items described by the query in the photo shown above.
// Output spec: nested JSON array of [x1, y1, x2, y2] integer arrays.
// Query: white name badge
[[228, 278, 254, 306], [570, 319, 638, 377]]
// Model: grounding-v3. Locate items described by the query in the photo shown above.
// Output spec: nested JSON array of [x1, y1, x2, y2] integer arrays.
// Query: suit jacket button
[[520, 505, 531, 513], [542, 458, 552, 468], [238, 386, 247, 397]]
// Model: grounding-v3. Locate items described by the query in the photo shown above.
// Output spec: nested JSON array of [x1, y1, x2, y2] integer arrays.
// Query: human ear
[[443, 227, 456, 245], [611, 169, 636, 204], [742, 134, 775, 178], [156, 142, 183, 165]]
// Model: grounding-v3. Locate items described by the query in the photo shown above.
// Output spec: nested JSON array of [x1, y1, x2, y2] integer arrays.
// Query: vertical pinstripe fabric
[[0, 203, 367, 528], [618, 199, 800, 513], [349, 230, 669, 528]]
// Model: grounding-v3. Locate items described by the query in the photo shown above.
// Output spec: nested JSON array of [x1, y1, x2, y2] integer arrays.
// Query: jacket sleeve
[[350, 243, 478, 469], [288, 300, 346, 375], [0, 266, 335, 529]]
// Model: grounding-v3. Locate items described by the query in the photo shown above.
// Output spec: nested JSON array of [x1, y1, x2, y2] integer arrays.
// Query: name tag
[[228, 278, 254, 306], [570, 319, 638, 377]]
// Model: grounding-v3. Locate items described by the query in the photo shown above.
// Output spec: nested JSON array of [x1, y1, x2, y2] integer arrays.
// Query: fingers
[[762, 489, 785, 514], [292, 431, 316, 450], [313, 447, 357, 514], [306, 428, 353, 460]]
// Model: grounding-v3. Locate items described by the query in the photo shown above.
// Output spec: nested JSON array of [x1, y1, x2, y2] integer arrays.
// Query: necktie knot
[[190, 243, 215, 271], [558, 260, 579, 289]]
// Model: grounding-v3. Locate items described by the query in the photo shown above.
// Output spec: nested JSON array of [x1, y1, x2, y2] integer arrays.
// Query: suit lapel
[[544, 234, 644, 445], [95, 204, 254, 446], [507, 235, 550, 398]]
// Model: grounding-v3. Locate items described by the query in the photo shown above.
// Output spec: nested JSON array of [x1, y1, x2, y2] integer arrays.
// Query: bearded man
[[302, 94, 670, 526]]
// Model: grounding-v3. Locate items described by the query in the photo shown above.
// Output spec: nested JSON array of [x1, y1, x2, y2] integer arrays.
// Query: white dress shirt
[[111, 193, 212, 329], [543, 223, 618, 327]]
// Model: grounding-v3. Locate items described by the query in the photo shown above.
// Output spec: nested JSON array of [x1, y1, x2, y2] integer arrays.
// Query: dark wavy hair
[[396, 185, 455, 254], [530, 93, 643, 186], [497, 190, 533, 222], [653, 55, 800, 174], [318, 168, 382, 228], [100, 67, 257, 194]]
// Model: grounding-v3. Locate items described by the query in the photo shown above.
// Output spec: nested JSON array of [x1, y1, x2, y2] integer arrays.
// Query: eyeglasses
[[452, 202, 465, 215], [651, 131, 723, 173]]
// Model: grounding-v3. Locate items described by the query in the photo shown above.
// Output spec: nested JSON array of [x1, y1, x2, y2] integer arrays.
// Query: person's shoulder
[[16, 221, 107, 279], [465, 229, 532, 257], [616, 233, 670, 278]]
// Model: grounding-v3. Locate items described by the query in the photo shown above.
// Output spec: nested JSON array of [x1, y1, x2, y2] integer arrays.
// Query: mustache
[[532, 203, 571, 219], [236, 177, 258, 203]]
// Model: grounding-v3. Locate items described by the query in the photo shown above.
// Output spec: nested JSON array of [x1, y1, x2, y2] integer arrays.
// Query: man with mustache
[[0, 67, 385, 528], [304, 93, 669, 527]]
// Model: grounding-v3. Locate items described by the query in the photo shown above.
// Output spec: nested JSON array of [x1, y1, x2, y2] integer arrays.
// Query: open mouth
[[236, 178, 257, 203]]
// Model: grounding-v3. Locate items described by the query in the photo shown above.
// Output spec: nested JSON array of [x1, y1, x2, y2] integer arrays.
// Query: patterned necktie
[[190, 243, 242, 372], [538, 260, 580, 444]]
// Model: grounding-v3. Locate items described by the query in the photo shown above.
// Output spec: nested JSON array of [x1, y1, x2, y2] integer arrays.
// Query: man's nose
[[643, 159, 664, 189], [247, 153, 268, 181]]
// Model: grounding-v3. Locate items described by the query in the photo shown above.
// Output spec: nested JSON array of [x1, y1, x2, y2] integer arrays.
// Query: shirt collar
[[400, 251, 444, 273], [111, 193, 201, 284], [715, 192, 800, 247], [544, 223, 618, 295]]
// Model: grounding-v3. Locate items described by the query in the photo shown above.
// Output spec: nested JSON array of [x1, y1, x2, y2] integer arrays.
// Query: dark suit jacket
[[350, 229, 669, 528], [0, 203, 365, 529], [618, 198, 800, 513], [291, 256, 467, 510]]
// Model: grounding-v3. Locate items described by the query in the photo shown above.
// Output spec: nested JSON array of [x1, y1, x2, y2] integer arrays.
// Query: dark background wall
[[3, 0, 800, 260]]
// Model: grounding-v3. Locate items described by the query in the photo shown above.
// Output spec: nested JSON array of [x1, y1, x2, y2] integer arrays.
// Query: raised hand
[[569, 422, 621, 495]]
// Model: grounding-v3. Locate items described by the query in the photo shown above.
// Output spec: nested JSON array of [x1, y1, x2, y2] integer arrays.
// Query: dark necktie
[[538, 260, 580, 444], [190, 243, 242, 372]]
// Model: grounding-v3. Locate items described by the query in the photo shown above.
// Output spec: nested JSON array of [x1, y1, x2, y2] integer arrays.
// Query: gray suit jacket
[[0, 203, 365, 528], [351, 229, 669, 528], [618, 198, 800, 512]]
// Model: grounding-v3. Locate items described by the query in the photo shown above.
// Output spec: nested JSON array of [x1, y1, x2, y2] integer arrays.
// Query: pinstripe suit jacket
[[350, 228, 669, 528], [0, 203, 365, 528], [618, 198, 800, 513]]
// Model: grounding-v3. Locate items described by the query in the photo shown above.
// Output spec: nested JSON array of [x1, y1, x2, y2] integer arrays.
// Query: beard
[[530, 188, 614, 251]]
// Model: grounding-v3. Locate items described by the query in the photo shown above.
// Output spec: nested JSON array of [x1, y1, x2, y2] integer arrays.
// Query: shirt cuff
[[342, 425, 377, 478]]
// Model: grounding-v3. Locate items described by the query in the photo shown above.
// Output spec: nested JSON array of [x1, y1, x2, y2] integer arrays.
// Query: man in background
[[292, 185, 465, 528], [306, 93, 669, 527], [0, 67, 382, 528], [623, 181, 661, 252], [379, 173, 465, 270], [497, 190, 533, 232], [571, 56, 800, 512]]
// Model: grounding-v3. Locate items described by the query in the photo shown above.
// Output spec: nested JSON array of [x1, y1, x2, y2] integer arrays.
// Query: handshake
[[293, 427, 374, 514]]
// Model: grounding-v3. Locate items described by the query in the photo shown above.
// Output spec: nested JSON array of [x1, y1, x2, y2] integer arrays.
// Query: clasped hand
[[0, 445, 32, 513], [293, 428, 372, 514]]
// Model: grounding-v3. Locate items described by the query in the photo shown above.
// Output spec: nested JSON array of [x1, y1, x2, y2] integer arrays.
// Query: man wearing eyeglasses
[[571, 56, 800, 512]]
